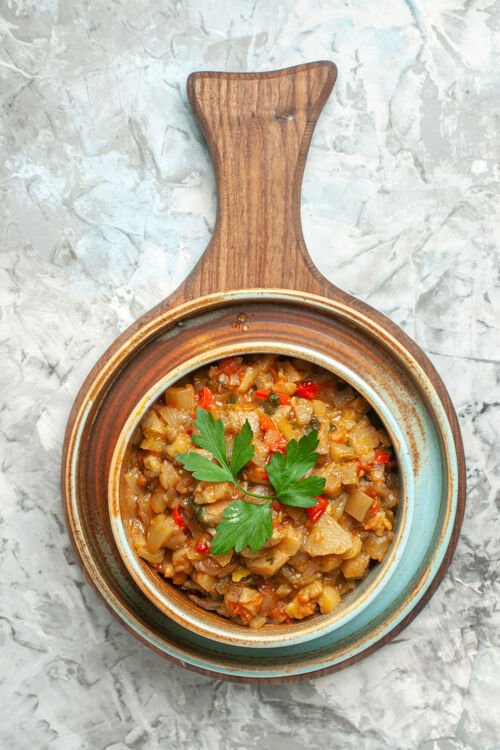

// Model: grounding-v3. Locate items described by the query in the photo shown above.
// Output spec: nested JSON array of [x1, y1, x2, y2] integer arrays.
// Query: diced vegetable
[[291, 396, 313, 425], [232, 567, 251, 582], [247, 526, 302, 576], [136, 546, 164, 564], [341, 552, 371, 579], [194, 481, 233, 505], [319, 585, 341, 614], [237, 366, 258, 393], [349, 416, 380, 455], [165, 385, 196, 411], [339, 461, 359, 485], [140, 437, 166, 453], [342, 535, 363, 560], [277, 419, 297, 442], [280, 360, 301, 382], [142, 410, 169, 438], [364, 532, 393, 561], [304, 513, 352, 556], [159, 460, 180, 490], [146, 514, 186, 552], [164, 432, 191, 458], [345, 488, 374, 522], [330, 442, 357, 461]]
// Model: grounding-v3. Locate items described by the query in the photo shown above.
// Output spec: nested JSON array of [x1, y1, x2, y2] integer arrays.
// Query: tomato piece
[[368, 499, 381, 518], [228, 601, 253, 622], [295, 380, 319, 399], [268, 438, 287, 455], [306, 495, 328, 523], [218, 357, 239, 375], [172, 506, 185, 529], [259, 414, 276, 432], [199, 386, 214, 411], [195, 539, 210, 554], [374, 450, 390, 464], [366, 486, 378, 498], [268, 604, 287, 620]]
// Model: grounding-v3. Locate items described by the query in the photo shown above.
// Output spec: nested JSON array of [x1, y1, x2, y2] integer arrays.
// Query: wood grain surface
[[183, 61, 337, 298]]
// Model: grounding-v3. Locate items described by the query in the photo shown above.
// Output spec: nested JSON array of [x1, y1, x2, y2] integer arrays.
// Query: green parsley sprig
[[177, 408, 326, 554]]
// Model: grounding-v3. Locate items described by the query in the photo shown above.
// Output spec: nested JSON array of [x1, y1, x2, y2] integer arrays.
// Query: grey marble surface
[[1, 1, 499, 748]]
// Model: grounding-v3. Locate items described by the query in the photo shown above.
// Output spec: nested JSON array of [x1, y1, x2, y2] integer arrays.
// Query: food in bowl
[[122, 355, 399, 629]]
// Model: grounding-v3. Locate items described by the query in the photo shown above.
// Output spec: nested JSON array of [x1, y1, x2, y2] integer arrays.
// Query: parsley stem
[[233, 481, 276, 501]]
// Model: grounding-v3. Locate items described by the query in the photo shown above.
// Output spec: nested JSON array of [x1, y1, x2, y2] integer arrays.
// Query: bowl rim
[[108, 341, 415, 648]]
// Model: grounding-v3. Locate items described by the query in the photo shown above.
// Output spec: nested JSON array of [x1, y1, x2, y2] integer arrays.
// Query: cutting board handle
[[183, 61, 337, 298]]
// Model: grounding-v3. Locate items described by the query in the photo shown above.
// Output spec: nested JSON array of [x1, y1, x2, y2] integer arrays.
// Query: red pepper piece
[[295, 380, 319, 399], [306, 495, 328, 523], [195, 539, 210, 554], [276, 392, 291, 405], [368, 499, 381, 518], [254, 389, 270, 400], [358, 462, 374, 474], [366, 486, 378, 498], [199, 386, 214, 411], [374, 450, 390, 464], [259, 414, 276, 432], [172, 506, 185, 529]]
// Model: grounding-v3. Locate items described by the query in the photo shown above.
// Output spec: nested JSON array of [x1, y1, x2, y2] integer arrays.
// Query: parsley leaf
[[211, 500, 273, 555], [176, 452, 233, 483], [274, 475, 325, 507], [190, 409, 228, 468], [266, 431, 324, 496], [177, 408, 326, 555], [229, 419, 255, 476]]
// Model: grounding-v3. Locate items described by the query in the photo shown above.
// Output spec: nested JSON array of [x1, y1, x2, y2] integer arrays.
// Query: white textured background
[[1, 1, 499, 748]]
